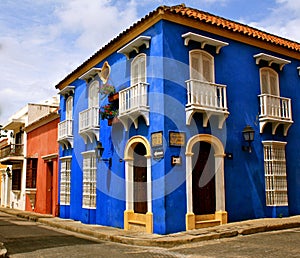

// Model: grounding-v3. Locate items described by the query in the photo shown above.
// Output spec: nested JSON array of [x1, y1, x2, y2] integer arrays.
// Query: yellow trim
[[124, 210, 153, 233], [186, 134, 225, 156], [124, 135, 151, 160]]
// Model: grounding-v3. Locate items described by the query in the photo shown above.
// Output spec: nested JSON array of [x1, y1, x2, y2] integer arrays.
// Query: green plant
[[100, 103, 118, 120], [99, 84, 115, 99]]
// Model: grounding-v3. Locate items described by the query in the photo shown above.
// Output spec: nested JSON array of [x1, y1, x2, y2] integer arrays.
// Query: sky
[[1, 0, 300, 125]]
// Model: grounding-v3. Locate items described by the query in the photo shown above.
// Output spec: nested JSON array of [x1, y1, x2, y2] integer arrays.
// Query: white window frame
[[189, 50, 215, 83], [131, 53, 146, 86], [260, 67, 280, 96], [262, 141, 288, 206], [88, 81, 99, 108], [82, 151, 97, 209], [60, 156, 72, 205], [66, 96, 73, 120]]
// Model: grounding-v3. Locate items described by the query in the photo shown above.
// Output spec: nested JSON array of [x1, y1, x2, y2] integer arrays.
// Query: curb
[[1, 208, 300, 248]]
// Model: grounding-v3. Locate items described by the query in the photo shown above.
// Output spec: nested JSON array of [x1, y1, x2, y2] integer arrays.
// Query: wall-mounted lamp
[[95, 141, 112, 167], [6, 167, 11, 178], [0, 124, 7, 138], [242, 125, 255, 153]]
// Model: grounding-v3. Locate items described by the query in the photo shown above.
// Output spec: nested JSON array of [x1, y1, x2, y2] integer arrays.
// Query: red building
[[24, 101, 59, 216]]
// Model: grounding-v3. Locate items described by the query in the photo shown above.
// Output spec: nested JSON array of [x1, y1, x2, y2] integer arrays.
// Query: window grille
[[263, 141, 288, 206], [82, 151, 97, 209], [60, 157, 71, 205]]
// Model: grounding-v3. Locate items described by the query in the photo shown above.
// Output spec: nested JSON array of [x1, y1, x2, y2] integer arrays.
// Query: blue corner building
[[55, 5, 300, 234]]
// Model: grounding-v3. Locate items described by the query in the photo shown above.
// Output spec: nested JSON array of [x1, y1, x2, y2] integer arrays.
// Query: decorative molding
[[118, 36, 151, 59], [58, 86, 75, 98], [253, 53, 291, 70], [79, 68, 102, 82], [182, 32, 229, 54]]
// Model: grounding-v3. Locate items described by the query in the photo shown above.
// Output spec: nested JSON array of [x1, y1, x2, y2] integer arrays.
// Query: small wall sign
[[169, 131, 186, 147], [153, 148, 164, 159], [151, 131, 163, 147], [171, 156, 182, 166]]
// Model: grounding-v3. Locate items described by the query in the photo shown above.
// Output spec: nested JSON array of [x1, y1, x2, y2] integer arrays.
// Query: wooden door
[[133, 143, 147, 214], [192, 142, 215, 215], [46, 162, 53, 214]]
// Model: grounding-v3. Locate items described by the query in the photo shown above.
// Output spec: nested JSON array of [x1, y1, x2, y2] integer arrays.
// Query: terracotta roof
[[164, 4, 300, 51], [55, 4, 300, 89]]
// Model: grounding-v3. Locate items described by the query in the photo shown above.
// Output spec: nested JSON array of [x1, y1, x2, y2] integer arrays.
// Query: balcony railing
[[185, 79, 229, 128], [259, 94, 292, 121], [0, 144, 24, 159], [79, 107, 99, 131], [79, 107, 100, 143], [118, 82, 149, 131], [258, 94, 293, 135], [58, 119, 73, 149]]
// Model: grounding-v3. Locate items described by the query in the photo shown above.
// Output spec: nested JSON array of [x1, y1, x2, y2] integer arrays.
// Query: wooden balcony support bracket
[[186, 107, 229, 129], [259, 120, 293, 136], [118, 110, 149, 132], [79, 129, 99, 144]]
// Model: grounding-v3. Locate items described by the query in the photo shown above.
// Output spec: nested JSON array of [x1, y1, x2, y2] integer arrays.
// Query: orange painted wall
[[26, 117, 59, 216]]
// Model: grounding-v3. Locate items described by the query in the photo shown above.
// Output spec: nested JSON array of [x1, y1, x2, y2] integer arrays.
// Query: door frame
[[123, 135, 153, 233], [185, 134, 227, 230]]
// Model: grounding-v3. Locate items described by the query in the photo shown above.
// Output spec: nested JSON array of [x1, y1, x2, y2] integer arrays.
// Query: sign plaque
[[151, 131, 163, 147], [169, 131, 186, 147]]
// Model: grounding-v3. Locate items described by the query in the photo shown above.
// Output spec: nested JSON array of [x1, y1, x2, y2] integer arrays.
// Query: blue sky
[[1, 0, 300, 124]]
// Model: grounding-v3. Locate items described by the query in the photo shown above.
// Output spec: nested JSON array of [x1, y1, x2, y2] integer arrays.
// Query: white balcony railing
[[258, 94, 293, 136], [259, 94, 292, 121], [185, 79, 229, 128], [118, 82, 149, 131], [58, 119, 73, 148], [79, 107, 100, 143], [119, 82, 149, 114], [79, 107, 99, 131], [186, 79, 228, 111]]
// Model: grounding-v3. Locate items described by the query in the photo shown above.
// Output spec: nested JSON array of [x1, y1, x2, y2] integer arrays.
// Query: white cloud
[[248, 0, 300, 43], [0, 0, 138, 124]]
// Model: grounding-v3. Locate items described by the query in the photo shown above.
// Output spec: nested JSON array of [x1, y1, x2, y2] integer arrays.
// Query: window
[[89, 81, 99, 108], [190, 50, 214, 82], [263, 141, 288, 206], [260, 68, 279, 96], [12, 169, 21, 191], [66, 96, 73, 120], [131, 53, 146, 85], [60, 157, 71, 205], [26, 158, 37, 188], [82, 151, 97, 209]]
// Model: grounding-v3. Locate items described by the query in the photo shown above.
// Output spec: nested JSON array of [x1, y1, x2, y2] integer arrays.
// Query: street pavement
[[1, 207, 300, 257]]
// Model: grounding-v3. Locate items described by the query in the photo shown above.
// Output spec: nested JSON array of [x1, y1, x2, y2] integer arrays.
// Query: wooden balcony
[[185, 79, 229, 128], [118, 82, 149, 131], [259, 94, 293, 135], [58, 119, 73, 149], [79, 107, 100, 143], [0, 144, 24, 165]]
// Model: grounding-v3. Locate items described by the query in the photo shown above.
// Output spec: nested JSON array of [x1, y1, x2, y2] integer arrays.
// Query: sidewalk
[[1, 207, 300, 254]]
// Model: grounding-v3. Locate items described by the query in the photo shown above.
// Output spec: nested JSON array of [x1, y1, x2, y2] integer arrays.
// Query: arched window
[[66, 96, 73, 120], [190, 50, 214, 83], [131, 53, 146, 85], [88, 81, 99, 108], [260, 67, 279, 96]]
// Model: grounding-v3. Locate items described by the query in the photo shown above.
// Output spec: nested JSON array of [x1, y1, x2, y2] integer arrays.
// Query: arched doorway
[[133, 143, 147, 214], [124, 136, 153, 233], [192, 141, 215, 215], [186, 134, 227, 230]]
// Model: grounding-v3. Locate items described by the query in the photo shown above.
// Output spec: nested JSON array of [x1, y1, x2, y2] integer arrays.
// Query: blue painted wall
[[58, 18, 300, 234]]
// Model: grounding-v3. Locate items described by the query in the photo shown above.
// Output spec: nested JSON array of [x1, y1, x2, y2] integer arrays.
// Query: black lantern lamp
[[242, 125, 255, 153], [95, 141, 112, 166], [0, 125, 7, 138], [6, 167, 11, 178]]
